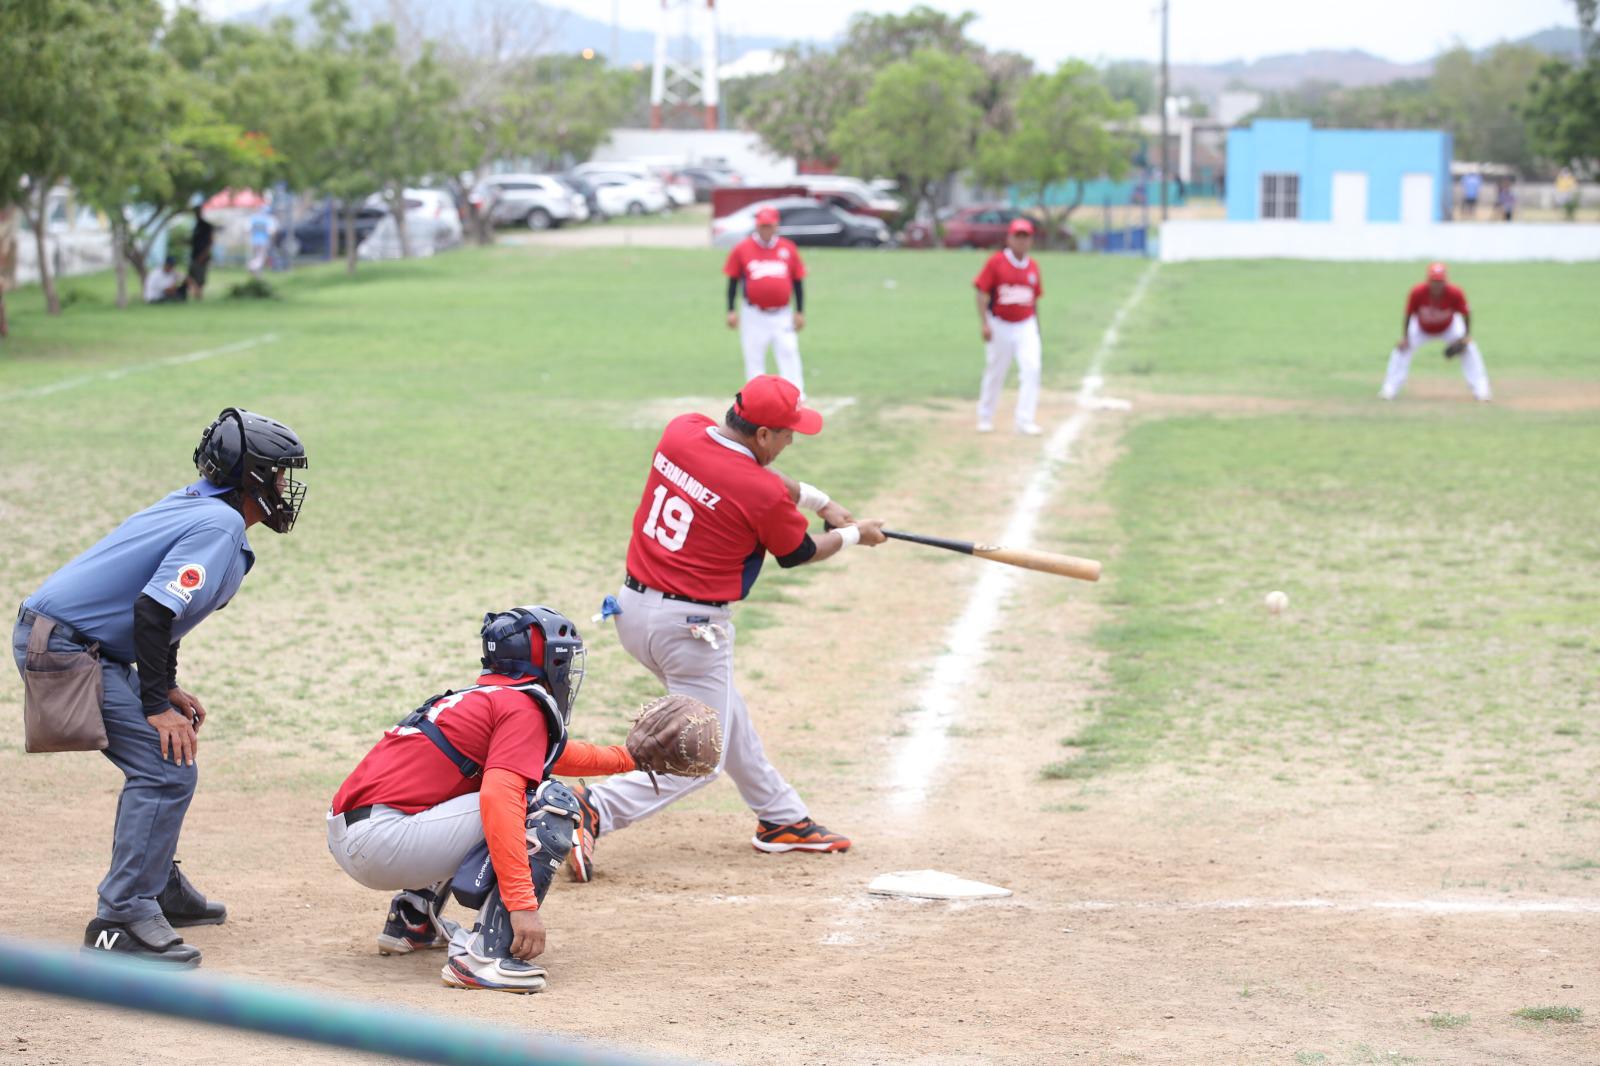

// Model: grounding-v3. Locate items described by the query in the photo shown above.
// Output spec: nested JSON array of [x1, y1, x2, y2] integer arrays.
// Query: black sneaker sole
[[166, 912, 226, 928], [81, 945, 201, 968]]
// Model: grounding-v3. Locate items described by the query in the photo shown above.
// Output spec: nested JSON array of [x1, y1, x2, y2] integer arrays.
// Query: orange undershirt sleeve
[[551, 740, 635, 777], [480, 767, 538, 912]]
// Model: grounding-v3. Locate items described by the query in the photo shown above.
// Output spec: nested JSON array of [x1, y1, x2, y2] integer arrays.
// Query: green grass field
[[4, 243, 1597, 1063]]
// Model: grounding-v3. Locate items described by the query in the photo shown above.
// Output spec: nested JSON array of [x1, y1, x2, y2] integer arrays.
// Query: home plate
[[868, 870, 1012, 901]]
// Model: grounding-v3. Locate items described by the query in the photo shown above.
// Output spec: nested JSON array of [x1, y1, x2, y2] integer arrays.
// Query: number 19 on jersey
[[642, 486, 693, 551]]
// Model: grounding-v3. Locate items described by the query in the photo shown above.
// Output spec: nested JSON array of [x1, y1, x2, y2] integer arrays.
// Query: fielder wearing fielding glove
[[1378, 262, 1492, 402], [567, 375, 887, 886], [13, 408, 307, 968], [326, 607, 713, 994]]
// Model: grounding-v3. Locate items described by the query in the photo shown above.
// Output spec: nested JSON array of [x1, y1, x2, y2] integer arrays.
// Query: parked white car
[[800, 175, 903, 217], [360, 188, 464, 259], [475, 173, 590, 229], [585, 173, 671, 216]]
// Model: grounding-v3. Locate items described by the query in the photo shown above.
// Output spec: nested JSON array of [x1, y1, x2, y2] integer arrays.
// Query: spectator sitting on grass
[[144, 256, 186, 304]]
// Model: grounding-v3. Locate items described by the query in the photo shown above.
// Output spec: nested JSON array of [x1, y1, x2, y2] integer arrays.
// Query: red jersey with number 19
[[626, 414, 809, 603]]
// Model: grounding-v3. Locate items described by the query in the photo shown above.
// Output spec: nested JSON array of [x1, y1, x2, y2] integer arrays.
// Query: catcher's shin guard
[[444, 780, 580, 993]]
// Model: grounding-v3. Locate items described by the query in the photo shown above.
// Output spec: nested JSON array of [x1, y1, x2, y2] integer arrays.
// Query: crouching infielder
[[1379, 261, 1491, 402], [327, 605, 718, 993]]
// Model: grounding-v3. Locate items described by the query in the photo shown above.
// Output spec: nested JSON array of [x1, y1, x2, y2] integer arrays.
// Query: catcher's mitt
[[626, 695, 723, 793], [1444, 339, 1467, 359]]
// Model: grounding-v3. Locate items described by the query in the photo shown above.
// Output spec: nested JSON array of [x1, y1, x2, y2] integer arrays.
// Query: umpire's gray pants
[[585, 583, 808, 834], [326, 793, 485, 891]]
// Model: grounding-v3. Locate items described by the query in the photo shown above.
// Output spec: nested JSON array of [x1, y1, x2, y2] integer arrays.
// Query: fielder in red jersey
[[724, 207, 808, 391], [1380, 262, 1491, 402], [973, 217, 1046, 433], [567, 375, 886, 883]]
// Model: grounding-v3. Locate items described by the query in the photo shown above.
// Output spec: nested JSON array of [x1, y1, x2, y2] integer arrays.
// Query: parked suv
[[475, 173, 590, 230]]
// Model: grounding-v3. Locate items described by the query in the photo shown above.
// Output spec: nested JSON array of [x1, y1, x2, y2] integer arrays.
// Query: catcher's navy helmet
[[194, 408, 308, 534], [480, 606, 585, 724]]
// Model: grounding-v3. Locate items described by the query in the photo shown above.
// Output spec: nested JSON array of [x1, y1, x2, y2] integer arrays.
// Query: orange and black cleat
[[566, 784, 601, 883], [752, 818, 851, 854]]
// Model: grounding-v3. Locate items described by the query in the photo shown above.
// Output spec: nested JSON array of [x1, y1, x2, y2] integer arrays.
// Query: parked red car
[[903, 204, 1036, 249]]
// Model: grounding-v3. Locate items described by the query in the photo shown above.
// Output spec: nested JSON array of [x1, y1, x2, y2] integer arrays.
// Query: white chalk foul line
[[884, 264, 1159, 809], [0, 333, 280, 403]]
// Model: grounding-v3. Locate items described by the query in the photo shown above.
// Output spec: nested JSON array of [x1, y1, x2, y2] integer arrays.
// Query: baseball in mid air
[[1265, 590, 1289, 615]]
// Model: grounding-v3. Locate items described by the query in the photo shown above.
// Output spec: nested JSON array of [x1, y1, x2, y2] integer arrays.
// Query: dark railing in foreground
[[0, 936, 698, 1066]]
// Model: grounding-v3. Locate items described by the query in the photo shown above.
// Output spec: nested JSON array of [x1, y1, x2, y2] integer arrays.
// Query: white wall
[[593, 129, 797, 184], [1160, 221, 1600, 263]]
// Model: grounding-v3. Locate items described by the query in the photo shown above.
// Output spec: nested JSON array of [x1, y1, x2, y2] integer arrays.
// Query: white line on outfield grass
[[0, 333, 280, 403], [883, 263, 1159, 809]]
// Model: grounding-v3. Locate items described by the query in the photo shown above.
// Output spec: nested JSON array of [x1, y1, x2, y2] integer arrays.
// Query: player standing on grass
[[974, 218, 1045, 435], [1379, 262, 1491, 403], [725, 207, 807, 393], [567, 374, 886, 881]]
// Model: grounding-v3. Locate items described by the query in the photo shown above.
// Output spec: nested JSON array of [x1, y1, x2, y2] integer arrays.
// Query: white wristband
[[796, 481, 830, 513], [835, 524, 861, 547]]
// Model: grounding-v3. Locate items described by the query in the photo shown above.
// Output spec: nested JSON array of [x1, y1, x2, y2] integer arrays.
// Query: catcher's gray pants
[[326, 794, 485, 891], [584, 583, 809, 834], [1382, 313, 1490, 400]]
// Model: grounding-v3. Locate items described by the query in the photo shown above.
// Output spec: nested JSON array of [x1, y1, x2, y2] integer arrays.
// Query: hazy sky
[[197, 0, 1582, 65]]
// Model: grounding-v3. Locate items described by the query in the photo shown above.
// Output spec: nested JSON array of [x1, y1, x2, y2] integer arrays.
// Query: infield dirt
[[2, 387, 1594, 1066]]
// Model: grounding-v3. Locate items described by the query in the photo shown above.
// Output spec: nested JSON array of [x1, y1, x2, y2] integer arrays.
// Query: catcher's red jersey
[[626, 413, 808, 602], [1406, 282, 1469, 334]]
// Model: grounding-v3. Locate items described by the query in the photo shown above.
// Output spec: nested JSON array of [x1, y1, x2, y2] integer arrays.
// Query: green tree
[[975, 61, 1137, 247], [1526, 1, 1600, 180], [1101, 60, 1157, 115], [1432, 44, 1547, 168], [833, 50, 985, 225], [0, 0, 166, 316]]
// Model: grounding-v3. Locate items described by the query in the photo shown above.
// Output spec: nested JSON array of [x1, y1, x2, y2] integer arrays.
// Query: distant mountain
[[230, 0, 795, 68], [1171, 49, 1431, 96], [1510, 25, 1584, 59]]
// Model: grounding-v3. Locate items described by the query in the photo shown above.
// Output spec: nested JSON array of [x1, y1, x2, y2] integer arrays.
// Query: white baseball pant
[[582, 582, 809, 834], [739, 304, 804, 394], [326, 795, 486, 891], [1381, 313, 1491, 400], [977, 313, 1042, 428]]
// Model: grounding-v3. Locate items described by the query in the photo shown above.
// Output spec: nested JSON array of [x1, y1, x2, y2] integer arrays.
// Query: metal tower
[[649, 0, 719, 130]]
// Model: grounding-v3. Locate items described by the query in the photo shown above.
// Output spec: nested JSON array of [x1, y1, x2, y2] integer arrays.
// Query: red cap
[[1008, 217, 1035, 236], [754, 206, 780, 225], [734, 375, 823, 435], [1427, 261, 1448, 281]]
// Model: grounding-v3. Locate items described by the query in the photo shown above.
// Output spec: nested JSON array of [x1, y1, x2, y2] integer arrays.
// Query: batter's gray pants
[[584, 583, 809, 834]]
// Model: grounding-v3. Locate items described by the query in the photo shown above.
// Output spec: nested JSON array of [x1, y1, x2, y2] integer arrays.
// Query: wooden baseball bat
[[828, 523, 1101, 582]]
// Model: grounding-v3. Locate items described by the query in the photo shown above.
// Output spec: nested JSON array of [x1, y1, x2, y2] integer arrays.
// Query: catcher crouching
[[326, 605, 720, 993]]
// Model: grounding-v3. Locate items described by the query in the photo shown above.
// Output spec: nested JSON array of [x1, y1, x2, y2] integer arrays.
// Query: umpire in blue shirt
[[12, 408, 307, 966]]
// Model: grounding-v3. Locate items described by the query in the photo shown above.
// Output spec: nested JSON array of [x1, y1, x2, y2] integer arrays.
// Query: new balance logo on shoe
[[94, 930, 121, 951]]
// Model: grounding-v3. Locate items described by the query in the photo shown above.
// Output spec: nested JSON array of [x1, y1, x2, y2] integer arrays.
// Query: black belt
[[16, 606, 98, 651], [623, 573, 728, 609], [342, 805, 374, 826]]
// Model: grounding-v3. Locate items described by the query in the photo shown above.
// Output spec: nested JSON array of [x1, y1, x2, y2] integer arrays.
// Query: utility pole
[[1159, 0, 1170, 221]]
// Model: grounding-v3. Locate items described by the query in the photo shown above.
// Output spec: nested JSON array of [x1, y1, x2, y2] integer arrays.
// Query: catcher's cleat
[[566, 783, 600, 883], [83, 915, 201, 967], [752, 818, 852, 854], [441, 954, 547, 994], [377, 890, 448, 955], [158, 859, 227, 928]]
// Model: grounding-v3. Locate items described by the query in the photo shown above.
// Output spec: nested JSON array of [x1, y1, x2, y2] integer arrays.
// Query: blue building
[[1225, 120, 1453, 223]]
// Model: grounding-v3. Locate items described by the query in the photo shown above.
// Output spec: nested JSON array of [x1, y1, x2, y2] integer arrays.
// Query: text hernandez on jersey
[[626, 413, 808, 602]]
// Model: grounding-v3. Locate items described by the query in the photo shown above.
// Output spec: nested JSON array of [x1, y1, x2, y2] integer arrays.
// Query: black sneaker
[[377, 889, 447, 956], [83, 915, 201, 967], [752, 818, 851, 853], [158, 859, 227, 927]]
